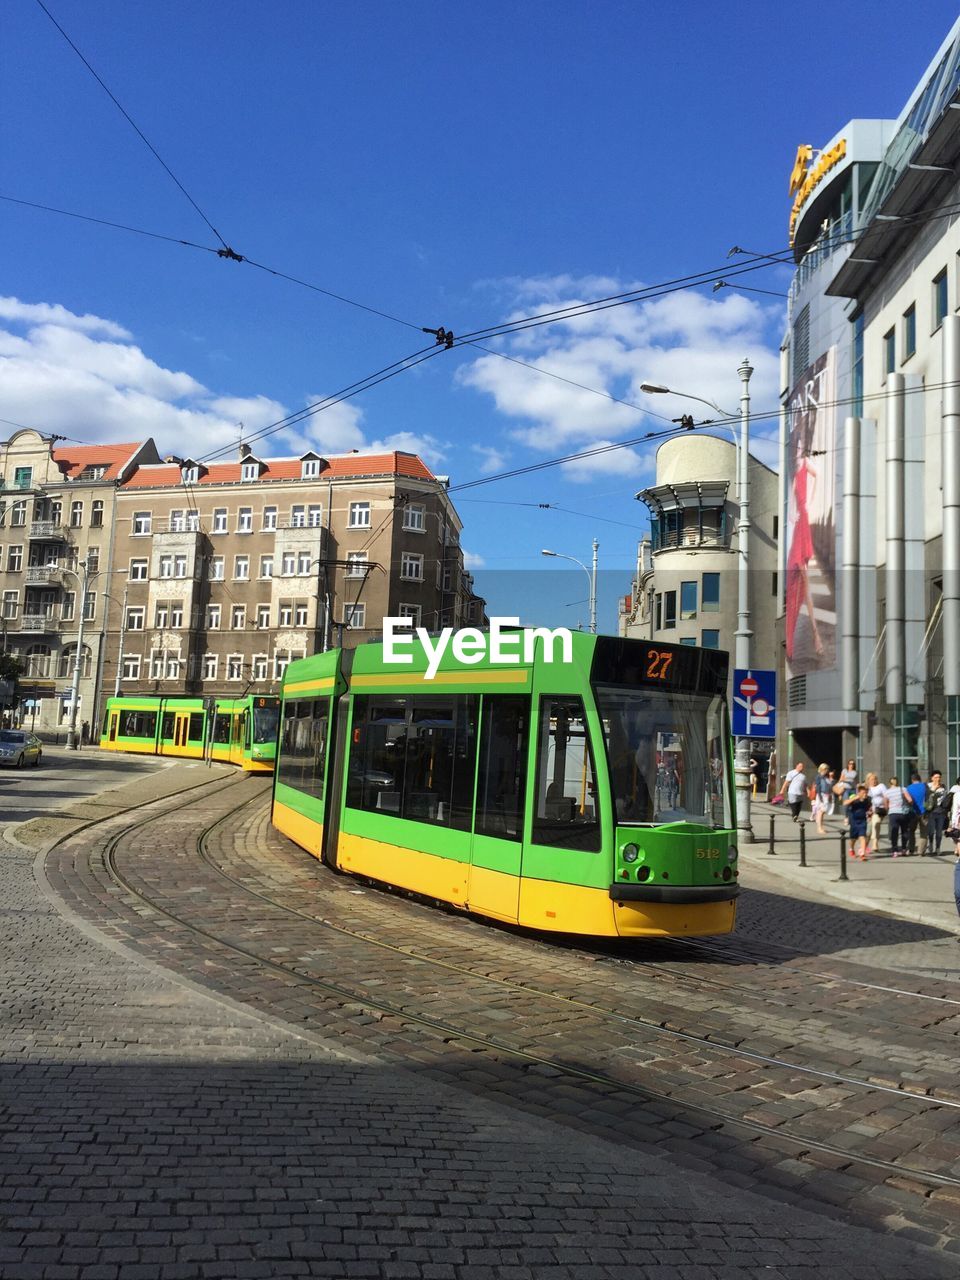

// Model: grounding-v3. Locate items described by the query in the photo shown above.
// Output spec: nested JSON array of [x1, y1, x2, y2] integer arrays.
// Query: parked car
[[0, 729, 42, 768]]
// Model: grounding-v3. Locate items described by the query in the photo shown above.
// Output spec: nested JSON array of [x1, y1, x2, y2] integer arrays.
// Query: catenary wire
[[33, 0, 230, 249]]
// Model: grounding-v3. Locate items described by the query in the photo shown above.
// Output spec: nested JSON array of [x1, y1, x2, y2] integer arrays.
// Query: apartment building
[[106, 445, 486, 700], [0, 429, 160, 733]]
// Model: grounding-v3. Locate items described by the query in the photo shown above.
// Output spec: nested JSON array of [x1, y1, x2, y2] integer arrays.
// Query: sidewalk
[[741, 799, 960, 934]]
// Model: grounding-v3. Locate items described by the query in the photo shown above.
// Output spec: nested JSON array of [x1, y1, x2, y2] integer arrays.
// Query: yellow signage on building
[[789, 138, 847, 243]]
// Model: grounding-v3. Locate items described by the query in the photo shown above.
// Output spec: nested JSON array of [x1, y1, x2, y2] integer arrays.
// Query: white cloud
[[458, 276, 783, 478], [0, 296, 131, 339], [287, 400, 447, 467], [471, 444, 508, 473], [463, 550, 485, 569]]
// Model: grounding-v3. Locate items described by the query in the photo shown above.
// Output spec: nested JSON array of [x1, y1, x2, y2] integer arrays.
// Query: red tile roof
[[122, 451, 437, 489], [53, 442, 146, 483]]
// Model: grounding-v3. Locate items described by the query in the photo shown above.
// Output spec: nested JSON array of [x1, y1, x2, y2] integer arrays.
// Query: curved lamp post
[[542, 541, 599, 634]]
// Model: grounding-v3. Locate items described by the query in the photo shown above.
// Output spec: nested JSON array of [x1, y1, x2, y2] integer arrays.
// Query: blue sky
[[3, 0, 958, 629]]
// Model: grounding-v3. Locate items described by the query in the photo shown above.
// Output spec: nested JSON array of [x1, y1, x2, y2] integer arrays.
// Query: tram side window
[[189, 712, 205, 741], [118, 710, 157, 739], [278, 699, 329, 800], [476, 695, 529, 842], [161, 712, 175, 740], [347, 694, 478, 830], [213, 713, 231, 744], [532, 696, 601, 851]]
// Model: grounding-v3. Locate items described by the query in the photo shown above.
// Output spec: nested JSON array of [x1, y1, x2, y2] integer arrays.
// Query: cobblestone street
[[0, 764, 957, 1278]]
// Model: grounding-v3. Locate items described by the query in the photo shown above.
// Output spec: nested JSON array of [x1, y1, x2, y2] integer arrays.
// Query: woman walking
[[844, 783, 872, 859], [948, 779, 960, 938], [866, 772, 886, 853], [883, 776, 914, 857], [812, 763, 832, 835]]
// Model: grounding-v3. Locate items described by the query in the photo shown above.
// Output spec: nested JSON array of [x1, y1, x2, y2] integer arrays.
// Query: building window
[[291, 505, 305, 528], [278, 601, 293, 627], [894, 704, 920, 781], [346, 551, 368, 577], [884, 328, 895, 376], [174, 554, 188, 578], [206, 604, 221, 629], [232, 605, 246, 629], [401, 552, 423, 581], [202, 653, 218, 680], [948, 695, 960, 788], [256, 604, 270, 629], [181, 465, 199, 484], [171, 602, 184, 628], [663, 590, 676, 629], [772, 570, 778, 596], [7, 545, 23, 572], [279, 551, 295, 575], [133, 511, 151, 535], [934, 268, 949, 330], [237, 507, 253, 533], [2, 591, 18, 619], [679, 637, 696, 646], [654, 593, 662, 630], [169, 509, 185, 532], [345, 602, 365, 629], [702, 572, 720, 612], [263, 506, 278, 530], [122, 655, 141, 680], [70, 501, 83, 528], [902, 304, 916, 360], [126, 607, 145, 631], [158, 554, 173, 579], [301, 457, 321, 478], [11, 501, 26, 528], [241, 462, 259, 482], [83, 592, 96, 621], [403, 504, 425, 532], [82, 464, 107, 481], [680, 581, 697, 620], [13, 466, 33, 490], [91, 500, 104, 528], [252, 654, 268, 681], [398, 603, 421, 625], [129, 558, 148, 581], [209, 556, 224, 581], [227, 654, 243, 680], [348, 501, 371, 528], [154, 604, 169, 629], [259, 554, 274, 578], [234, 555, 249, 580], [297, 552, 312, 575], [212, 508, 227, 533], [295, 603, 309, 627], [308, 504, 322, 527], [701, 630, 720, 649]]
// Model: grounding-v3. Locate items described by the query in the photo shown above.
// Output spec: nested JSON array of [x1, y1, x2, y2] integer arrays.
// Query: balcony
[[29, 521, 70, 542], [18, 610, 59, 634], [24, 566, 63, 587]]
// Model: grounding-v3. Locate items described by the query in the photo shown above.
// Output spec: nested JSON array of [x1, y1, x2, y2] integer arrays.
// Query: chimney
[[239, 442, 252, 460]]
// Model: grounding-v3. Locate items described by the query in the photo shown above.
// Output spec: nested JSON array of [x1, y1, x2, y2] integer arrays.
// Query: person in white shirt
[[866, 772, 886, 853], [883, 776, 914, 857], [780, 761, 807, 822]]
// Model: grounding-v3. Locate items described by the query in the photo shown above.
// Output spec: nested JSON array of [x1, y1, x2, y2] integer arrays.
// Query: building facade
[[619, 435, 779, 705], [0, 430, 159, 734], [780, 19, 960, 780], [0, 434, 485, 733]]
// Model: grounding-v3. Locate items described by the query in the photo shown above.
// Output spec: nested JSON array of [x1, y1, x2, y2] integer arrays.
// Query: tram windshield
[[253, 703, 280, 744], [594, 685, 730, 828]]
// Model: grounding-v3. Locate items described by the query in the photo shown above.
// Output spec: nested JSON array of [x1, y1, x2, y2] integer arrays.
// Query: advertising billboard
[[786, 348, 837, 677]]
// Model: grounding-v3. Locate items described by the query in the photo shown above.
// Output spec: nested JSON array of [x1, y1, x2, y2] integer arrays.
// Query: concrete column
[[842, 416, 860, 713], [943, 316, 960, 697], [885, 374, 905, 707]]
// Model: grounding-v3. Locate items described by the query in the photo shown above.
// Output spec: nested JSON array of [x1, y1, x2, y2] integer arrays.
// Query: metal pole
[[838, 830, 849, 881], [113, 581, 128, 698], [767, 813, 776, 855], [734, 358, 754, 842], [799, 822, 806, 868], [590, 539, 598, 634], [65, 559, 92, 751]]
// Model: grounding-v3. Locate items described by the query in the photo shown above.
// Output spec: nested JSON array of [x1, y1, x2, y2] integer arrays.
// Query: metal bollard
[[799, 822, 806, 867], [839, 830, 849, 881], [767, 813, 777, 855]]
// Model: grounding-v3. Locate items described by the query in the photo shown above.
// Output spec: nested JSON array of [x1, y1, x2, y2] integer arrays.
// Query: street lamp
[[542, 541, 599, 634], [640, 363, 755, 842], [62, 557, 99, 750]]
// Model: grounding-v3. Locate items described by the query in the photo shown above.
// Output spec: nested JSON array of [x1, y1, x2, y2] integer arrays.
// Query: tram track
[[68, 787, 960, 1226]]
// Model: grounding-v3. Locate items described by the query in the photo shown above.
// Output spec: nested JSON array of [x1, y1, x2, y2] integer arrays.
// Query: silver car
[[0, 729, 42, 768]]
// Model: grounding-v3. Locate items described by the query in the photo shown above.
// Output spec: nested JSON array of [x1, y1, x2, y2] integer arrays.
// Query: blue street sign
[[732, 668, 776, 739]]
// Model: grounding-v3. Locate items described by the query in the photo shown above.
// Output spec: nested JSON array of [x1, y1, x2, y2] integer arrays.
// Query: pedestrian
[[780, 761, 807, 821], [883, 776, 914, 856], [826, 769, 839, 816], [866, 771, 887, 853], [81, 720, 89, 746], [905, 771, 928, 856], [840, 758, 858, 799], [927, 770, 949, 855], [844, 783, 872, 859], [947, 780, 960, 938], [811, 763, 832, 835]]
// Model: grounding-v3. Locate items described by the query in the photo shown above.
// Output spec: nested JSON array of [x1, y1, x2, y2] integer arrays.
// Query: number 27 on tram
[[271, 633, 738, 938]]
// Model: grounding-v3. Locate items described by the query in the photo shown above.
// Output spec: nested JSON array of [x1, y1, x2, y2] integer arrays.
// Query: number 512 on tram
[[271, 633, 738, 938]]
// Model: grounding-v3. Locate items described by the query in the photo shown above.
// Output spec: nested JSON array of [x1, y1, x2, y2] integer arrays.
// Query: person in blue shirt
[[906, 771, 928, 856]]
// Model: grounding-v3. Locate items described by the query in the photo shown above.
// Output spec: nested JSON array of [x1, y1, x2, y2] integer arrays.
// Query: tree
[[0, 653, 21, 682]]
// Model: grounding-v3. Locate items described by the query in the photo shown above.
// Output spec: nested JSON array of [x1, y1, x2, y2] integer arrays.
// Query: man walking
[[928, 770, 949, 855], [906, 771, 928, 856], [781, 761, 807, 822]]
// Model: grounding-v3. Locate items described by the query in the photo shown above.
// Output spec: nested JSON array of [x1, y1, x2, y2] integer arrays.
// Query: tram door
[[467, 695, 529, 923], [173, 712, 191, 750], [108, 713, 118, 743]]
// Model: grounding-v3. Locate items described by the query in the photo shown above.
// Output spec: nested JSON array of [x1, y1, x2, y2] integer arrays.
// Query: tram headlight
[[636, 865, 652, 882], [727, 845, 738, 863], [621, 843, 639, 863]]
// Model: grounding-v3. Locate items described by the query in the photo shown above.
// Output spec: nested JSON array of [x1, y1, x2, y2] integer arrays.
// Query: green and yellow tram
[[100, 694, 280, 772], [272, 632, 738, 938]]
